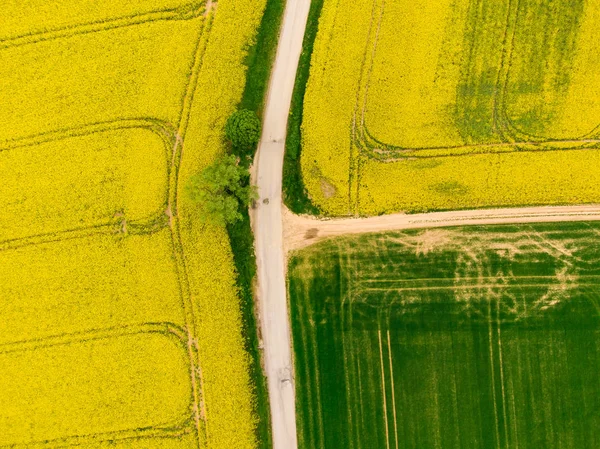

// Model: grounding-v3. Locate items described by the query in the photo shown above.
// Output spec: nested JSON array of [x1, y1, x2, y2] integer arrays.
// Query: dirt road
[[251, 1, 310, 448], [284, 205, 600, 251]]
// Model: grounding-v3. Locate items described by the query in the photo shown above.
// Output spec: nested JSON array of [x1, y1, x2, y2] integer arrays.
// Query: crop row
[[0, 323, 195, 447], [0, 120, 175, 245]]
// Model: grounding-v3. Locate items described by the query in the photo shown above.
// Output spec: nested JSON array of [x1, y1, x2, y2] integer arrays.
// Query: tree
[[225, 109, 261, 154], [186, 154, 258, 225]]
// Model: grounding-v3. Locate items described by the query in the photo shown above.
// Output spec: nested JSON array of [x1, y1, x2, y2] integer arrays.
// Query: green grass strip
[[227, 211, 271, 449], [227, 1, 285, 448], [283, 0, 324, 215], [240, 0, 286, 115]]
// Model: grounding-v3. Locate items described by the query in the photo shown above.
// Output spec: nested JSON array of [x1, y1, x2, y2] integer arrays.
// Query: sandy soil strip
[[283, 205, 600, 252]]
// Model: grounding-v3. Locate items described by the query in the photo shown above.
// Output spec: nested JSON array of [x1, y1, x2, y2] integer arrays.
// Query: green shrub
[[186, 154, 258, 225], [225, 109, 261, 154]]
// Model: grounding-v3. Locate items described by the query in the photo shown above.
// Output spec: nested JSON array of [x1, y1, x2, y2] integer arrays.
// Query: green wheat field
[[289, 223, 600, 449]]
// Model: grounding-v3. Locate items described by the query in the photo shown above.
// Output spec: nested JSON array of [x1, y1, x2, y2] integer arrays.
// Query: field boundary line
[[487, 295, 502, 449], [386, 330, 399, 449], [0, 213, 169, 253], [0, 422, 195, 449], [494, 0, 600, 145], [357, 274, 600, 284], [492, 0, 520, 143], [0, 0, 207, 50], [165, 8, 216, 445], [0, 321, 189, 354], [0, 322, 196, 448], [349, 0, 385, 213], [356, 355, 367, 448], [340, 269, 356, 449], [496, 298, 510, 448], [283, 205, 600, 252], [0, 118, 177, 151], [355, 282, 599, 293]]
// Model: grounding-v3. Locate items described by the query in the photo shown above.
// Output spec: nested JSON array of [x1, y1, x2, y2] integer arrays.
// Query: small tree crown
[[225, 109, 261, 153]]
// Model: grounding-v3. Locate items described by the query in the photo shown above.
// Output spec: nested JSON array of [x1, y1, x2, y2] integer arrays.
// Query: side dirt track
[[283, 205, 600, 252]]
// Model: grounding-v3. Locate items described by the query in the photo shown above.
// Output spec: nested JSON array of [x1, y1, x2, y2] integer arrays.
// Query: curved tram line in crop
[[0, 323, 198, 447], [0, 0, 208, 50], [0, 3, 218, 446], [352, 0, 600, 163], [0, 119, 176, 251]]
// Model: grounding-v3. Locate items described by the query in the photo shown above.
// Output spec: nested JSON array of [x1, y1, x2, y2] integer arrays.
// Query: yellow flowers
[[0, 0, 265, 447], [0, 0, 201, 42], [1, 327, 192, 446], [0, 18, 201, 140], [1, 126, 168, 242], [301, 0, 600, 215]]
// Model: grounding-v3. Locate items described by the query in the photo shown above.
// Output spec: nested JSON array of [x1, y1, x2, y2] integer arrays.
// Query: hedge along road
[[252, 0, 310, 448]]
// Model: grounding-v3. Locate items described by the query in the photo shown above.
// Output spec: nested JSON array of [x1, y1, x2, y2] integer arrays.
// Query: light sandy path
[[251, 0, 310, 448], [283, 205, 600, 252]]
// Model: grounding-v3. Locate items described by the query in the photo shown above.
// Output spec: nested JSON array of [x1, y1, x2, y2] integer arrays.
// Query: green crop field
[[289, 223, 600, 449]]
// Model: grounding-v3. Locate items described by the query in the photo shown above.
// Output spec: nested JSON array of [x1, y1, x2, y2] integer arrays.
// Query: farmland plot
[[289, 223, 600, 449], [301, 0, 600, 214], [0, 0, 265, 447]]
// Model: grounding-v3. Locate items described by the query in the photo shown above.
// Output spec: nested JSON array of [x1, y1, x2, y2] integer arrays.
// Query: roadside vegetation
[[187, 154, 257, 225], [225, 109, 262, 158], [222, 1, 287, 448], [283, 0, 324, 215]]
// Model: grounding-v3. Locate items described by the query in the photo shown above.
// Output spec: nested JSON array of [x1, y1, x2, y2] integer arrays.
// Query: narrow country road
[[252, 0, 310, 448]]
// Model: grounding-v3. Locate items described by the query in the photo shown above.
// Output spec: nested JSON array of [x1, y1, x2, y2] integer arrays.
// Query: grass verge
[[227, 211, 271, 449], [227, 1, 285, 448], [283, 0, 324, 215], [239, 0, 286, 115]]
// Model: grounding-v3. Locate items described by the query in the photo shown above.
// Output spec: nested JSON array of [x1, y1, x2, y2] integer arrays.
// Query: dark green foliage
[[225, 109, 262, 155], [283, 0, 324, 215], [186, 154, 257, 225]]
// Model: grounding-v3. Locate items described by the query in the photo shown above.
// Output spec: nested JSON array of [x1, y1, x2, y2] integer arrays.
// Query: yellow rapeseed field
[[0, 0, 202, 43], [0, 0, 265, 448], [1, 127, 169, 242], [302, 0, 600, 215]]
